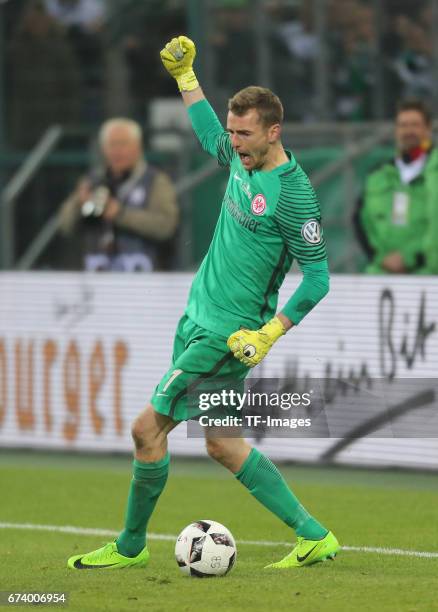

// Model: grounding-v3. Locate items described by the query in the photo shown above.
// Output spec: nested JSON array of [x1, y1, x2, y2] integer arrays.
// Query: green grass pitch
[[1, 450, 437, 612]]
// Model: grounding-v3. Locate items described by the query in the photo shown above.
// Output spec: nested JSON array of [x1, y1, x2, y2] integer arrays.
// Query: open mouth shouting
[[238, 152, 252, 167]]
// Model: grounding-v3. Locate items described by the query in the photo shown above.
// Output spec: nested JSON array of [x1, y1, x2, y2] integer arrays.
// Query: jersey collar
[[251, 149, 296, 176]]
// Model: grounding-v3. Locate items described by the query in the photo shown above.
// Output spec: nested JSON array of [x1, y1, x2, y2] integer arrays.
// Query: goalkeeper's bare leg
[[68, 406, 177, 569], [205, 427, 340, 568]]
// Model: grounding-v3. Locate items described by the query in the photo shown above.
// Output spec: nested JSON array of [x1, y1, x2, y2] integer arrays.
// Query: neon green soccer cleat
[[265, 531, 340, 569], [67, 541, 149, 570]]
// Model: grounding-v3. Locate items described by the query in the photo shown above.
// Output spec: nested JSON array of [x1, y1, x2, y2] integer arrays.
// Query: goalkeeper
[[68, 36, 339, 571]]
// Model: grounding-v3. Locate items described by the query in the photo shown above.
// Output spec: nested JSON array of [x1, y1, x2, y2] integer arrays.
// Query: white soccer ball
[[175, 520, 237, 577]]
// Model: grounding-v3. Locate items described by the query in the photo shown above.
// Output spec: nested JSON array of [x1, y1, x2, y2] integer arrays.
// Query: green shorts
[[151, 314, 249, 422]]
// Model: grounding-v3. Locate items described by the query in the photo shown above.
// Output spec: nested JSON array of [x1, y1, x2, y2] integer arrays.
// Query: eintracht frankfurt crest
[[251, 193, 266, 215], [301, 219, 322, 244]]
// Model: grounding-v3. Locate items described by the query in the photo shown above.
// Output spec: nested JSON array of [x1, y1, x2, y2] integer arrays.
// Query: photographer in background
[[354, 99, 438, 274], [58, 118, 179, 271]]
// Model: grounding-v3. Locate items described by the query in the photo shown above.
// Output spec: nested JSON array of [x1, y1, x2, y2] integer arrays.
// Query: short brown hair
[[396, 98, 432, 125], [228, 86, 284, 127]]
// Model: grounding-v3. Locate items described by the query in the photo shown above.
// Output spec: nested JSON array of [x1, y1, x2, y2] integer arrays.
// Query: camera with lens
[[81, 186, 111, 219]]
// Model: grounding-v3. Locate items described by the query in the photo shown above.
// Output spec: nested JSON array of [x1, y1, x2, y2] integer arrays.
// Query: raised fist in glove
[[160, 35, 199, 92], [227, 317, 286, 367]]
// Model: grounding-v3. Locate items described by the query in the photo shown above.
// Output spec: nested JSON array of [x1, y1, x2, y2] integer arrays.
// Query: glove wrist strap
[[176, 70, 200, 92], [263, 316, 286, 342]]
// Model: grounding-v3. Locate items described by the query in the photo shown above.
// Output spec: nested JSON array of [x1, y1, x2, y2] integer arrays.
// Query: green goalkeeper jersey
[[185, 100, 329, 338]]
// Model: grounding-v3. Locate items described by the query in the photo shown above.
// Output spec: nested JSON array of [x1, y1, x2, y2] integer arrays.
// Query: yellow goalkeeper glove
[[160, 35, 199, 92], [227, 317, 286, 368]]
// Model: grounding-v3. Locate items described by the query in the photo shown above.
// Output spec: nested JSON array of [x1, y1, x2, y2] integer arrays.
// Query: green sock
[[116, 453, 170, 557], [235, 448, 327, 540]]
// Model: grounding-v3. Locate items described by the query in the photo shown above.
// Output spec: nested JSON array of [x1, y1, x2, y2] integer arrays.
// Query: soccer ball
[[175, 520, 237, 577]]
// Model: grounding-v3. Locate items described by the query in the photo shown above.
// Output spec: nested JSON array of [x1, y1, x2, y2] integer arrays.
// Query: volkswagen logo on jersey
[[251, 194, 266, 216], [301, 219, 322, 244]]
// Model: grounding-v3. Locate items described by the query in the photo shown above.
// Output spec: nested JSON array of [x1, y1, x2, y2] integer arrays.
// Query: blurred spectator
[[211, 4, 256, 95], [332, 4, 375, 120], [44, 0, 106, 122], [107, 0, 185, 123], [354, 99, 438, 274], [6, 0, 81, 148], [269, 1, 319, 120], [389, 15, 433, 100], [58, 118, 179, 271], [44, 0, 104, 28]]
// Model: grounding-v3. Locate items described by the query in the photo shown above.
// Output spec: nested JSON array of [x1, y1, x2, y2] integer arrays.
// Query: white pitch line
[[1, 522, 438, 560], [342, 545, 438, 559]]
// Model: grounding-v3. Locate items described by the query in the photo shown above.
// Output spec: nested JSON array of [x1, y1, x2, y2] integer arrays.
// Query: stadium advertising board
[[0, 273, 437, 469]]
